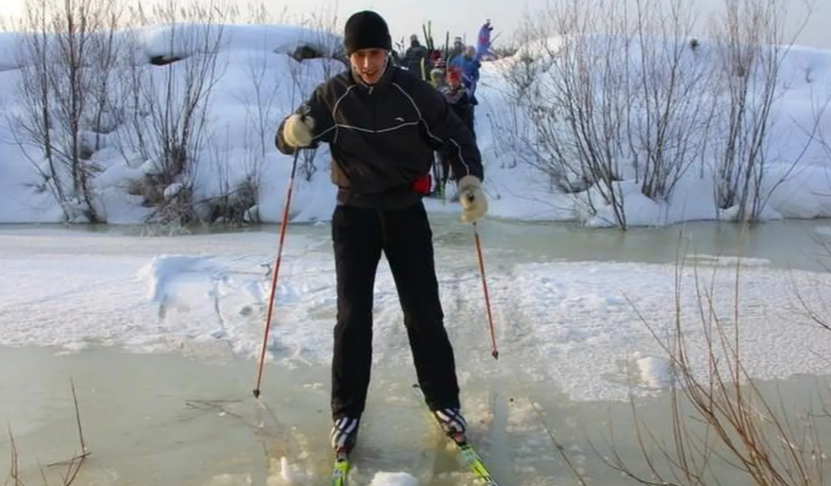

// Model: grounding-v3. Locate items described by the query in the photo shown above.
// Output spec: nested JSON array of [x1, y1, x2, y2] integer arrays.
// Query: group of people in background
[[394, 20, 493, 199]]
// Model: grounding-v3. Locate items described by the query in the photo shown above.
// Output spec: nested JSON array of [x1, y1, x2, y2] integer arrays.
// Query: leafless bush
[[209, 174, 259, 225], [282, 8, 342, 182], [194, 127, 259, 226], [239, 2, 283, 25], [708, 0, 814, 223], [498, 0, 714, 228], [628, 0, 715, 201], [592, 246, 830, 486], [118, 0, 233, 227], [490, 44, 519, 59], [218, 4, 282, 219], [8, 0, 124, 223], [204, 137, 261, 225], [4, 380, 89, 486], [238, 7, 285, 162], [498, 0, 819, 228]]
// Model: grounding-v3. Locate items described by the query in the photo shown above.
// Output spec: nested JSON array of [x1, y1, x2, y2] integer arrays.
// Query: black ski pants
[[330, 201, 460, 420]]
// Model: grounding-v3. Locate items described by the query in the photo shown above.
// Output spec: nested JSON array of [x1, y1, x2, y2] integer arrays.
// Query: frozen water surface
[[3, 216, 831, 485]]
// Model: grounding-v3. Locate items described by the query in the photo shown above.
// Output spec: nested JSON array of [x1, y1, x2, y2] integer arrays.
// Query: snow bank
[[0, 24, 344, 69], [139, 23, 344, 60], [477, 33, 831, 225], [0, 32, 25, 71], [0, 25, 830, 227]]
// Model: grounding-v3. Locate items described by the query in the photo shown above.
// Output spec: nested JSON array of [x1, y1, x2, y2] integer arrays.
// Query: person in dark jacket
[[403, 34, 429, 80], [435, 67, 476, 197], [274, 10, 487, 455], [444, 67, 475, 137]]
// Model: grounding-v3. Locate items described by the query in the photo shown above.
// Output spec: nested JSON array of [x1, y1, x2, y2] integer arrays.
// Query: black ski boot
[[432, 407, 467, 439], [330, 416, 359, 454]]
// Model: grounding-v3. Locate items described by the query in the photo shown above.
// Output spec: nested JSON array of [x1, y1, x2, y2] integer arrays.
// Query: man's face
[[350, 48, 387, 85]]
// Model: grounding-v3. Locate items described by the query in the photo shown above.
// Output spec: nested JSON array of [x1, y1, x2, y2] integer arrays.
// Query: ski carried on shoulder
[[411, 384, 504, 485], [328, 449, 349, 486]]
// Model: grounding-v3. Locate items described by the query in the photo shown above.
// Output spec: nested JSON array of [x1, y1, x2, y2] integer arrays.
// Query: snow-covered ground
[[0, 23, 830, 226], [3, 220, 830, 404]]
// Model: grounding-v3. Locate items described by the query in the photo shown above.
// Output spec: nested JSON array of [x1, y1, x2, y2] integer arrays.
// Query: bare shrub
[[119, 0, 233, 227], [5, 380, 89, 485], [220, 5, 283, 223], [209, 174, 259, 225], [497, 0, 820, 228], [708, 0, 815, 223], [593, 243, 830, 486], [8, 0, 124, 223], [195, 128, 259, 226], [235, 5, 286, 162], [281, 8, 342, 183], [498, 0, 714, 228], [490, 44, 519, 59], [628, 0, 715, 202]]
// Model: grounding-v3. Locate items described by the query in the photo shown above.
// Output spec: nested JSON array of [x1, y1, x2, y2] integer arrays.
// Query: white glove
[[458, 175, 487, 223], [283, 114, 315, 148]]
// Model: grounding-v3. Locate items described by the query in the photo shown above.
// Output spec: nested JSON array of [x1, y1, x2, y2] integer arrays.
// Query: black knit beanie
[[343, 11, 392, 55]]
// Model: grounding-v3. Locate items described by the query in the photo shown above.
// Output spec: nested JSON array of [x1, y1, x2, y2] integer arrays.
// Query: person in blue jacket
[[476, 19, 493, 59], [448, 45, 481, 135], [449, 45, 480, 97]]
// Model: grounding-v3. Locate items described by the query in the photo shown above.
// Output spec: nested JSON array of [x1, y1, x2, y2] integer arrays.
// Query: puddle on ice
[[0, 345, 546, 486], [4, 345, 831, 486]]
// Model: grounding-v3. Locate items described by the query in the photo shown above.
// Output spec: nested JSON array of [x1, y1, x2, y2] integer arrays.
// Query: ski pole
[[253, 149, 301, 399], [472, 221, 499, 360]]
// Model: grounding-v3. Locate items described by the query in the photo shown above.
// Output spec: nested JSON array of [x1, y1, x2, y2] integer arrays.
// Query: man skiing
[[274, 10, 487, 455]]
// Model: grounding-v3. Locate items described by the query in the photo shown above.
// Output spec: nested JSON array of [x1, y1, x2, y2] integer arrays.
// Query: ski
[[328, 450, 349, 486], [411, 384, 504, 485], [448, 433, 502, 485]]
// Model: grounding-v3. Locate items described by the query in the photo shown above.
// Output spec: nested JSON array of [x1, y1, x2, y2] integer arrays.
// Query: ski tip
[[329, 452, 350, 486]]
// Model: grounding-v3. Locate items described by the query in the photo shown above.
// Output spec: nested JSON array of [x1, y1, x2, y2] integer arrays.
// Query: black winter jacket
[[275, 64, 483, 209], [443, 86, 475, 135]]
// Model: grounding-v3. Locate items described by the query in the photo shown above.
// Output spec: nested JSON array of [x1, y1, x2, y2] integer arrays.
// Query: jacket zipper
[[369, 86, 377, 134]]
